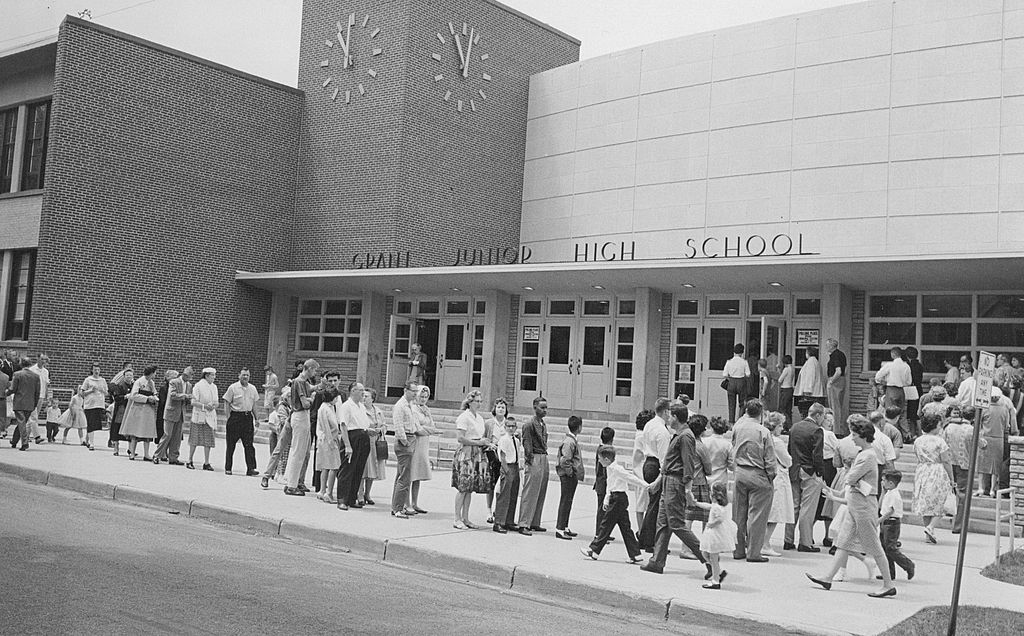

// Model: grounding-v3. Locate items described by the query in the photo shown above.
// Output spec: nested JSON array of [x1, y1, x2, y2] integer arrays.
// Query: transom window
[[297, 298, 362, 353]]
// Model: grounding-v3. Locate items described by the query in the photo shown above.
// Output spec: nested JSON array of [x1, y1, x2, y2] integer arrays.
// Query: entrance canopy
[[236, 253, 1022, 295]]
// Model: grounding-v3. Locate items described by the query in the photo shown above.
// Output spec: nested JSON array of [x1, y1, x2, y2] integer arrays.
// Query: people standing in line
[[59, 389, 87, 445], [904, 347, 924, 439], [80, 363, 108, 451], [555, 415, 585, 540], [795, 347, 827, 420], [260, 399, 302, 490], [632, 409, 656, 530], [108, 369, 134, 454], [695, 481, 737, 590], [943, 405, 973, 534], [407, 343, 426, 384], [357, 387, 387, 506], [703, 416, 734, 488], [763, 412, 794, 557], [977, 392, 1014, 498], [638, 398, 672, 550], [640, 403, 710, 576], [517, 397, 550, 535], [390, 382, 419, 519], [825, 339, 848, 436], [408, 385, 437, 513], [283, 359, 318, 495], [730, 399, 777, 563], [879, 470, 915, 580], [336, 381, 370, 510], [451, 390, 494, 529], [315, 386, 343, 503], [580, 446, 646, 564], [222, 368, 260, 476], [867, 411, 898, 482], [786, 402, 824, 552], [593, 426, 616, 537], [154, 367, 191, 465], [778, 355, 796, 427], [188, 367, 220, 471], [120, 365, 159, 461], [483, 398, 510, 524], [6, 358, 39, 451], [492, 416, 524, 533], [262, 365, 279, 410], [807, 416, 896, 598], [722, 344, 750, 424], [875, 346, 913, 440]]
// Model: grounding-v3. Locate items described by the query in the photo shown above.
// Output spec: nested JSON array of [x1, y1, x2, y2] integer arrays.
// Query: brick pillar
[[1011, 436, 1024, 533]]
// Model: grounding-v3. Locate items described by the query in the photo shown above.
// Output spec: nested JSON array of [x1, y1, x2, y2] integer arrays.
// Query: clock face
[[319, 12, 383, 104], [431, 21, 493, 113]]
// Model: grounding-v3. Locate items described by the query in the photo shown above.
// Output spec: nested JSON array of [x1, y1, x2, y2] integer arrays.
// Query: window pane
[[977, 323, 1024, 347], [522, 359, 538, 374], [474, 324, 484, 338], [795, 298, 821, 315], [920, 350, 966, 374], [444, 324, 464, 358], [418, 301, 439, 314], [583, 300, 610, 315], [617, 344, 633, 360], [550, 300, 576, 315], [447, 301, 469, 314], [676, 299, 699, 315], [347, 318, 361, 333], [708, 327, 737, 370], [675, 345, 696, 364], [349, 300, 362, 315], [324, 300, 347, 315], [870, 295, 916, 317], [396, 301, 412, 314], [323, 336, 346, 352], [676, 327, 697, 345], [868, 349, 893, 370], [615, 379, 631, 397], [346, 337, 360, 353], [299, 318, 319, 333], [523, 300, 542, 315], [869, 322, 916, 345], [921, 322, 971, 346], [522, 342, 539, 357], [618, 300, 636, 315], [921, 295, 971, 318], [617, 326, 634, 344], [475, 300, 486, 314], [0, 109, 16, 193], [548, 326, 571, 364], [323, 318, 346, 333], [978, 295, 1024, 319], [299, 336, 319, 351], [582, 326, 605, 365], [616, 362, 632, 378], [520, 376, 537, 391], [751, 299, 784, 315], [472, 373, 481, 388], [300, 300, 321, 315], [708, 299, 740, 315]]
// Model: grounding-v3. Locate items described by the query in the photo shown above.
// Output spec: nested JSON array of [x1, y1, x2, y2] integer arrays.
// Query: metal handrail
[[994, 487, 1017, 561]]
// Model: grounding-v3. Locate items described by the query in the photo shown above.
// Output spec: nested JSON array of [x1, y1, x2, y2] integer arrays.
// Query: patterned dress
[[912, 433, 952, 517]]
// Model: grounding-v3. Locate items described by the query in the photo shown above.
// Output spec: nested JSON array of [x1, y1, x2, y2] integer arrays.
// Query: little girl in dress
[[696, 481, 738, 590]]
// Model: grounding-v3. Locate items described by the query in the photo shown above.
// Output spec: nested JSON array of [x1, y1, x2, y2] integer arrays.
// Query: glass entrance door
[[385, 316, 412, 397], [436, 320, 469, 401], [575, 322, 611, 411], [542, 321, 575, 408], [701, 322, 742, 418]]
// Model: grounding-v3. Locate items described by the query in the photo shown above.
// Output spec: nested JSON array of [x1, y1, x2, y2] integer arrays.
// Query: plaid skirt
[[684, 482, 711, 523], [188, 422, 216, 448]]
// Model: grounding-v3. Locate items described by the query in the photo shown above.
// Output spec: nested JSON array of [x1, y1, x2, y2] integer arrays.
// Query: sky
[[1, 0, 861, 87]]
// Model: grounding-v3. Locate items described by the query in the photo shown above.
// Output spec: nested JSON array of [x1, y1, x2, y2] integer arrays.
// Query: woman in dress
[[408, 385, 437, 514], [912, 412, 954, 544], [59, 388, 88, 445], [483, 398, 509, 524], [188, 367, 219, 471], [451, 390, 496, 529], [357, 387, 387, 506], [108, 369, 134, 455], [778, 355, 795, 427], [120, 365, 160, 461], [315, 387, 342, 503], [807, 415, 896, 598], [977, 391, 1011, 498], [816, 408, 841, 543], [80, 363, 108, 451], [763, 411, 794, 556]]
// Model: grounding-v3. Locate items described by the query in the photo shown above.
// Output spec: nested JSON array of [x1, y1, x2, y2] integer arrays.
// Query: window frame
[[3, 249, 36, 342], [19, 100, 50, 192], [295, 297, 363, 355]]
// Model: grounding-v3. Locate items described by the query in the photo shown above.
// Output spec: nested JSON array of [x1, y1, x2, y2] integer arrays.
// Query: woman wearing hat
[[120, 365, 160, 461], [188, 367, 219, 470]]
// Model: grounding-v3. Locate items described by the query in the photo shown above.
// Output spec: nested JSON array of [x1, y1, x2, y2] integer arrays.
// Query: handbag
[[942, 491, 958, 517], [375, 437, 389, 461], [720, 378, 730, 390]]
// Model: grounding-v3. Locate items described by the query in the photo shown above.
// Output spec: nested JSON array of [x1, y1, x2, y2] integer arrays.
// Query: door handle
[[438, 357, 444, 369], [575, 360, 581, 375]]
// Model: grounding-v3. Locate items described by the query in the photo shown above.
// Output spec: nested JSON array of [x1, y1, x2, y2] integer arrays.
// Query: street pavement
[[0, 432, 1020, 635]]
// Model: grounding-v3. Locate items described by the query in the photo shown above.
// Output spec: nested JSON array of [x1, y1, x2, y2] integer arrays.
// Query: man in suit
[[784, 402, 825, 551], [0, 350, 15, 383], [0, 364, 9, 437], [6, 358, 40, 451], [154, 366, 192, 465]]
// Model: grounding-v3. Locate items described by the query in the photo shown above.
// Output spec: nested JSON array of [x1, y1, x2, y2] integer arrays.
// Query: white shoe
[[835, 567, 847, 582], [763, 548, 782, 557]]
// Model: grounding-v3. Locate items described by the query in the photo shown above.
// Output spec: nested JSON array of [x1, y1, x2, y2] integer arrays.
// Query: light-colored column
[[821, 283, 853, 418], [630, 287, 661, 416], [10, 105, 28, 193], [482, 290, 510, 404], [357, 291, 387, 386], [265, 292, 291, 378]]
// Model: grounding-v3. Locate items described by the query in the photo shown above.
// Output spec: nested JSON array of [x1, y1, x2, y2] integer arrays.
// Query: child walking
[[45, 399, 62, 443], [60, 390, 87, 445], [696, 481, 737, 589], [593, 426, 616, 538], [580, 446, 646, 563], [879, 470, 915, 580], [555, 415, 584, 540]]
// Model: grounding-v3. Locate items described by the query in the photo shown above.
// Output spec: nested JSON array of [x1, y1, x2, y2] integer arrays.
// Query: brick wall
[[657, 293, 671, 399], [505, 293, 519, 405], [849, 291, 871, 416], [1011, 437, 1024, 534], [291, 0, 579, 269], [30, 18, 301, 390]]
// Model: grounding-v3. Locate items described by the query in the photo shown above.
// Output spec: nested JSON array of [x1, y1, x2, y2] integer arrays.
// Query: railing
[[994, 487, 1017, 561]]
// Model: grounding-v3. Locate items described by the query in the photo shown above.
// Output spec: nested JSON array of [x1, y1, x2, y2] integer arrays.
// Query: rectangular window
[[676, 299, 699, 315], [549, 300, 576, 315], [870, 295, 917, 318], [446, 300, 469, 315], [0, 108, 16, 193], [474, 300, 486, 315], [522, 300, 542, 315], [519, 338, 539, 391], [750, 298, 785, 315], [614, 326, 634, 397], [471, 324, 484, 388], [583, 300, 610, 315], [922, 295, 971, 318], [20, 101, 49, 191], [672, 326, 698, 401], [795, 298, 821, 315], [396, 300, 412, 314], [978, 295, 1024, 319], [618, 299, 636, 316], [708, 299, 740, 315], [418, 300, 440, 314], [5, 250, 35, 341], [297, 298, 362, 353]]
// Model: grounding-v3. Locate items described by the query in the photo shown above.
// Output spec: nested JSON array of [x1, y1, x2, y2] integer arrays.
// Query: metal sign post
[[947, 351, 996, 636]]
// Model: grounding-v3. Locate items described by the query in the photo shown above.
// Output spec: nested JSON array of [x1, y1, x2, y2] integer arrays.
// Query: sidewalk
[[1, 433, 1019, 635]]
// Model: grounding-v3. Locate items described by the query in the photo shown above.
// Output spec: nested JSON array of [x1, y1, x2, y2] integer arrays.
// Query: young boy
[[581, 446, 646, 563], [492, 416, 523, 533], [879, 470, 915, 580], [882, 406, 905, 452], [45, 399, 62, 443], [593, 426, 616, 539], [555, 415, 585, 540]]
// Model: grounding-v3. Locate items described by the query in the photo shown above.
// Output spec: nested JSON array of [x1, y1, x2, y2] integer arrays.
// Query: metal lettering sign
[[974, 350, 996, 408]]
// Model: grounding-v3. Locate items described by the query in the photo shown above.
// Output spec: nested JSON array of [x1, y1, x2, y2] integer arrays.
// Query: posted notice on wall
[[974, 350, 996, 408], [796, 329, 819, 346]]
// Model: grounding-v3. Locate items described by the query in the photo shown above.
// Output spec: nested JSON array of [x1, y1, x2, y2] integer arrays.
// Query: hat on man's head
[[202, 367, 216, 376]]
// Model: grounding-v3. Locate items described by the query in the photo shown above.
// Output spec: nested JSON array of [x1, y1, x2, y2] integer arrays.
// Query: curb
[[2, 462, 49, 484], [383, 541, 516, 590], [278, 520, 385, 557], [511, 566, 669, 616], [114, 485, 192, 515], [188, 501, 283, 536], [45, 473, 117, 499]]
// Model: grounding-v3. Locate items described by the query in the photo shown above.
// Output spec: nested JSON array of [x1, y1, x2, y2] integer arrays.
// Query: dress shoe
[[702, 583, 721, 590], [402, 508, 418, 516], [246, 470, 259, 476], [391, 510, 409, 519], [518, 527, 533, 536], [564, 529, 578, 538], [364, 498, 376, 505], [225, 470, 232, 475], [260, 476, 269, 489], [186, 462, 195, 470], [19, 444, 28, 451], [283, 487, 304, 496], [867, 588, 897, 598], [152, 457, 160, 465], [486, 515, 495, 524], [297, 484, 310, 493], [504, 524, 520, 532], [627, 555, 644, 564], [806, 573, 832, 590], [351, 502, 364, 509], [732, 552, 747, 560], [202, 464, 214, 471], [492, 524, 508, 534], [746, 556, 770, 563], [530, 526, 547, 532], [783, 542, 797, 550], [822, 538, 833, 547], [168, 460, 184, 466], [337, 503, 349, 510], [580, 547, 597, 560], [555, 530, 572, 540], [640, 563, 663, 574], [798, 544, 821, 553], [412, 506, 428, 514]]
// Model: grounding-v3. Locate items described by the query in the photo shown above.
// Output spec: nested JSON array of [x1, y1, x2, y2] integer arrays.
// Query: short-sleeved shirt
[[222, 381, 259, 412], [337, 397, 370, 431], [81, 376, 108, 410], [880, 488, 903, 518], [497, 431, 521, 464], [290, 378, 313, 411], [872, 430, 897, 465], [827, 349, 847, 378], [456, 409, 486, 440]]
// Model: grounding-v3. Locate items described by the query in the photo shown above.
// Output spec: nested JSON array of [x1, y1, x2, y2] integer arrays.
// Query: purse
[[942, 491, 957, 517], [375, 437, 389, 461], [720, 378, 730, 390]]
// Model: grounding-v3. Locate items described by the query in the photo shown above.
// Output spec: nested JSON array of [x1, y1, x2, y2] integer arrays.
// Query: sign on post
[[974, 350, 996, 408]]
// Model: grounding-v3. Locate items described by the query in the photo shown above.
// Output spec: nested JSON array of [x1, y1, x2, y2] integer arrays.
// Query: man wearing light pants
[[154, 366, 192, 465], [517, 397, 549, 535], [390, 382, 418, 518], [784, 402, 824, 551], [284, 359, 318, 496], [731, 399, 777, 562]]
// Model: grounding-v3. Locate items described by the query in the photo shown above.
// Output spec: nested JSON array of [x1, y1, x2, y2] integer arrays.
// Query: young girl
[[60, 390, 88, 445], [696, 481, 737, 590], [315, 387, 342, 503]]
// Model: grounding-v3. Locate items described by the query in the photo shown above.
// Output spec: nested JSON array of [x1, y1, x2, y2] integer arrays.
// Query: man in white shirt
[[262, 365, 280, 410], [638, 398, 672, 550], [874, 347, 912, 438], [222, 368, 260, 476], [868, 411, 897, 477], [794, 347, 826, 420], [27, 353, 51, 445], [722, 343, 751, 424], [335, 381, 371, 510], [493, 417, 524, 533]]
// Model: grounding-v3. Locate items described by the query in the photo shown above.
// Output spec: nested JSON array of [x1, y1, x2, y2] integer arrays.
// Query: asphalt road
[[0, 475, 681, 635]]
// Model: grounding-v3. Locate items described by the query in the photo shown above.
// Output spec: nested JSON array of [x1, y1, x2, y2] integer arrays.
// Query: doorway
[[700, 321, 743, 418], [536, 319, 612, 412]]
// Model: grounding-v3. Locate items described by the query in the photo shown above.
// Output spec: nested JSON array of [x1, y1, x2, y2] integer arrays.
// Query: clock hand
[[454, 31, 467, 76], [338, 13, 354, 68], [462, 27, 474, 78]]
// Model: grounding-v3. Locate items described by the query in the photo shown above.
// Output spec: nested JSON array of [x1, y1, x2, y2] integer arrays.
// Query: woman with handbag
[[357, 387, 388, 506], [911, 412, 953, 544], [451, 390, 496, 529], [119, 365, 160, 461]]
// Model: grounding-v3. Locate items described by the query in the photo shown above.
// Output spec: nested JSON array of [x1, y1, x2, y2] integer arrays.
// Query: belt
[[230, 410, 253, 415], [881, 518, 901, 524]]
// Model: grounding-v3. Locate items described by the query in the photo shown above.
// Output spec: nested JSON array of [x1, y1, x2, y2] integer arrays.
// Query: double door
[[541, 320, 611, 412], [697, 317, 786, 415], [385, 316, 472, 402]]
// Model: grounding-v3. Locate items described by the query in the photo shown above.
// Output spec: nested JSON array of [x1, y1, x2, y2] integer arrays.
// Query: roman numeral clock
[[431, 20, 493, 113], [319, 11, 383, 104]]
